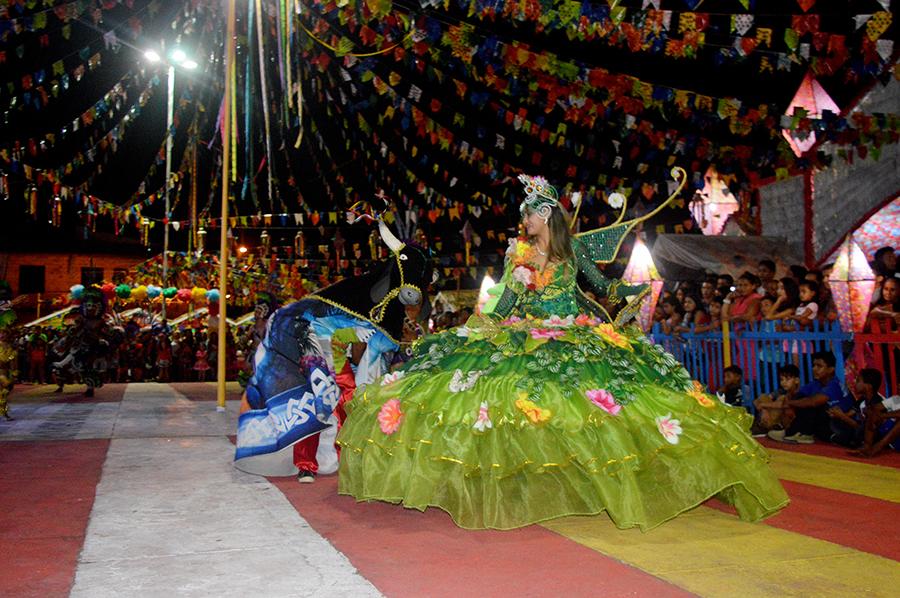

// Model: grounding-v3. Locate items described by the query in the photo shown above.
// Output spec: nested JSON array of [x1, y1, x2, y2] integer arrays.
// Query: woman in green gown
[[336, 170, 789, 531]]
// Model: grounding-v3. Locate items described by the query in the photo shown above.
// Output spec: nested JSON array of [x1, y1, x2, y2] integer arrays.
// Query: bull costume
[[234, 217, 433, 478], [0, 281, 17, 420], [52, 287, 123, 397], [337, 169, 789, 531]]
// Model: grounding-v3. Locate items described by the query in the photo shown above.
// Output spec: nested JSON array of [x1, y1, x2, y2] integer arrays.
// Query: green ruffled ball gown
[[336, 241, 789, 531]]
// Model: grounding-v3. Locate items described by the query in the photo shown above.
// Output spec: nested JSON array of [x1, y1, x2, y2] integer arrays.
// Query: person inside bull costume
[[51, 286, 124, 397], [0, 281, 18, 420], [234, 202, 434, 481]]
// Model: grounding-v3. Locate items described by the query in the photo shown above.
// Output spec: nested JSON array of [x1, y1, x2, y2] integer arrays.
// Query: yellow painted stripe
[[542, 507, 900, 598], [768, 448, 900, 503]]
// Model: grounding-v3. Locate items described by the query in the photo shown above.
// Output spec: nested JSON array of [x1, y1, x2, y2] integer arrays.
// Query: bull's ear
[[370, 264, 393, 303], [417, 295, 432, 322]]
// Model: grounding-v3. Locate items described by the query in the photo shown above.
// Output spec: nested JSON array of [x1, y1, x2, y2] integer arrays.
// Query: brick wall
[[759, 175, 805, 259], [0, 252, 144, 296]]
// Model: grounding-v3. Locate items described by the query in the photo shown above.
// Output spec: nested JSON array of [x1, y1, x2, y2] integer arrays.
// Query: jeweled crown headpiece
[[518, 174, 559, 220]]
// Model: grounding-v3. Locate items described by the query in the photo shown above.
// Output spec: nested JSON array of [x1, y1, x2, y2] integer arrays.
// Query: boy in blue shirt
[[768, 351, 845, 444]]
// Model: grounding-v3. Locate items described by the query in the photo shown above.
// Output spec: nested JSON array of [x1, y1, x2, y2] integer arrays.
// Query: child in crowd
[[768, 351, 846, 444], [751, 364, 801, 437], [764, 278, 800, 321], [693, 297, 722, 332], [673, 294, 709, 334], [826, 368, 882, 448], [791, 281, 820, 326], [718, 365, 746, 409]]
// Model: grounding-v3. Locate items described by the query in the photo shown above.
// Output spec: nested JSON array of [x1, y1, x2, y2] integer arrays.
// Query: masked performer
[[337, 169, 789, 531], [0, 281, 17, 420], [52, 286, 124, 397], [234, 215, 433, 478]]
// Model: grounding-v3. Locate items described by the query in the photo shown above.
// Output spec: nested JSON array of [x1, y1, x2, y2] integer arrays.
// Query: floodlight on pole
[[170, 48, 187, 64]]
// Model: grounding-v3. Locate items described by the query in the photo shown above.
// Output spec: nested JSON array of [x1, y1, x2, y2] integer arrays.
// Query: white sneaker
[[767, 429, 786, 442]]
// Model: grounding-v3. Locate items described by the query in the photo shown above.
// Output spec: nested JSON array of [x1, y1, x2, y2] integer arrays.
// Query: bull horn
[[378, 219, 405, 253]]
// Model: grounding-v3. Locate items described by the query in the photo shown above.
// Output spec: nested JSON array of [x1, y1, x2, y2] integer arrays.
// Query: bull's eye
[[399, 254, 409, 261]]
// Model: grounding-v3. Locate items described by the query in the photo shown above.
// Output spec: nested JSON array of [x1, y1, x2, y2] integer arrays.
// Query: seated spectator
[[827, 368, 882, 448], [756, 259, 776, 295], [759, 294, 777, 320], [752, 364, 801, 437], [852, 391, 900, 458], [872, 246, 897, 280], [768, 351, 847, 444], [718, 365, 746, 409], [764, 278, 800, 321], [722, 272, 762, 324], [674, 293, 710, 333]]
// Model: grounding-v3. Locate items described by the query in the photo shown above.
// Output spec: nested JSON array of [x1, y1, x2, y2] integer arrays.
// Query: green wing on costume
[[573, 167, 687, 264]]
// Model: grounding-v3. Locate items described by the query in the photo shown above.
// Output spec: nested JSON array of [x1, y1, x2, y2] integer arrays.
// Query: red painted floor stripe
[[0, 439, 109, 598], [271, 476, 693, 598], [706, 479, 900, 561], [758, 437, 900, 468]]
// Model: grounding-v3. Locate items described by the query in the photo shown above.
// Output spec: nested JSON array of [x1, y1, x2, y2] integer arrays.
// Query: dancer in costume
[[0, 281, 18, 420], [337, 169, 789, 531], [52, 286, 124, 397], [234, 213, 434, 478]]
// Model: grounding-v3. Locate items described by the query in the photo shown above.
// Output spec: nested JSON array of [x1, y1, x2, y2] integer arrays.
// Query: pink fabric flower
[[655, 413, 683, 445], [586, 389, 622, 416], [530, 328, 565, 340], [543, 314, 575, 327], [512, 265, 534, 286], [500, 315, 523, 326], [473, 401, 493, 432], [377, 399, 404, 435]]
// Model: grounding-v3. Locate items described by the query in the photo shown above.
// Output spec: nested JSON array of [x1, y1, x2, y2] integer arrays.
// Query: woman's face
[[675, 289, 685, 302], [683, 297, 696, 311], [523, 210, 548, 237], [882, 279, 898, 303], [777, 281, 786, 296], [663, 302, 675, 315], [709, 302, 722, 317]]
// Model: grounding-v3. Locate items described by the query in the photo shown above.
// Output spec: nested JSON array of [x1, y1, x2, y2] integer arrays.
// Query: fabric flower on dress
[[378, 399, 404, 435], [593, 323, 632, 350], [655, 413, 683, 444], [586, 389, 622, 416], [380, 371, 405, 386], [455, 326, 470, 338], [574, 314, 598, 327], [512, 265, 534, 286], [449, 369, 485, 393], [607, 192, 626, 209], [530, 328, 565, 340], [543, 314, 575, 328], [500, 315, 523, 326], [473, 401, 493, 432], [689, 381, 716, 408], [515, 397, 552, 424]]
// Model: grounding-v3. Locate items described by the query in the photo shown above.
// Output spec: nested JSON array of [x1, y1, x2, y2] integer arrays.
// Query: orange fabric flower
[[515, 396, 552, 424], [593, 323, 632, 350], [689, 381, 716, 408]]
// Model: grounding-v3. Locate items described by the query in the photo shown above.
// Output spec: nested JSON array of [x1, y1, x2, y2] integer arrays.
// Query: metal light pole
[[144, 48, 198, 323], [162, 63, 175, 322]]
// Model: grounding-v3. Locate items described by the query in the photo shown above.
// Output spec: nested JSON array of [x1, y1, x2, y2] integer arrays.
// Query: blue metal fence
[[649, 320, 851, 399]]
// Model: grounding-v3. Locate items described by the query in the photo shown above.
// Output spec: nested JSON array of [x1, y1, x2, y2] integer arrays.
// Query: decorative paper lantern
[[782, 72, 840, 157], [147, 285, 162, 299], [206, 289, 220, 303], [191, 287, 208, 304], [69, 284, 85, 300], [689, 165, 740, 236], [828, 236, 876, 333], [621, 237, 664, 332], [176, 288, 193, 302], [162, 287, 178, 299], [100, 283, 116, 301], [115, 284, 132, 299], [131, 285, 148, 302]]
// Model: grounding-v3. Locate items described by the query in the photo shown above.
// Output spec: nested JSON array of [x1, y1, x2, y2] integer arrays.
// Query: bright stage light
[[144, 50, 161, 63]]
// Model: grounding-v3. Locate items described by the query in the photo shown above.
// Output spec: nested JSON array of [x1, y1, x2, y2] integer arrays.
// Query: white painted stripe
[[71, 384, 381, 597]]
